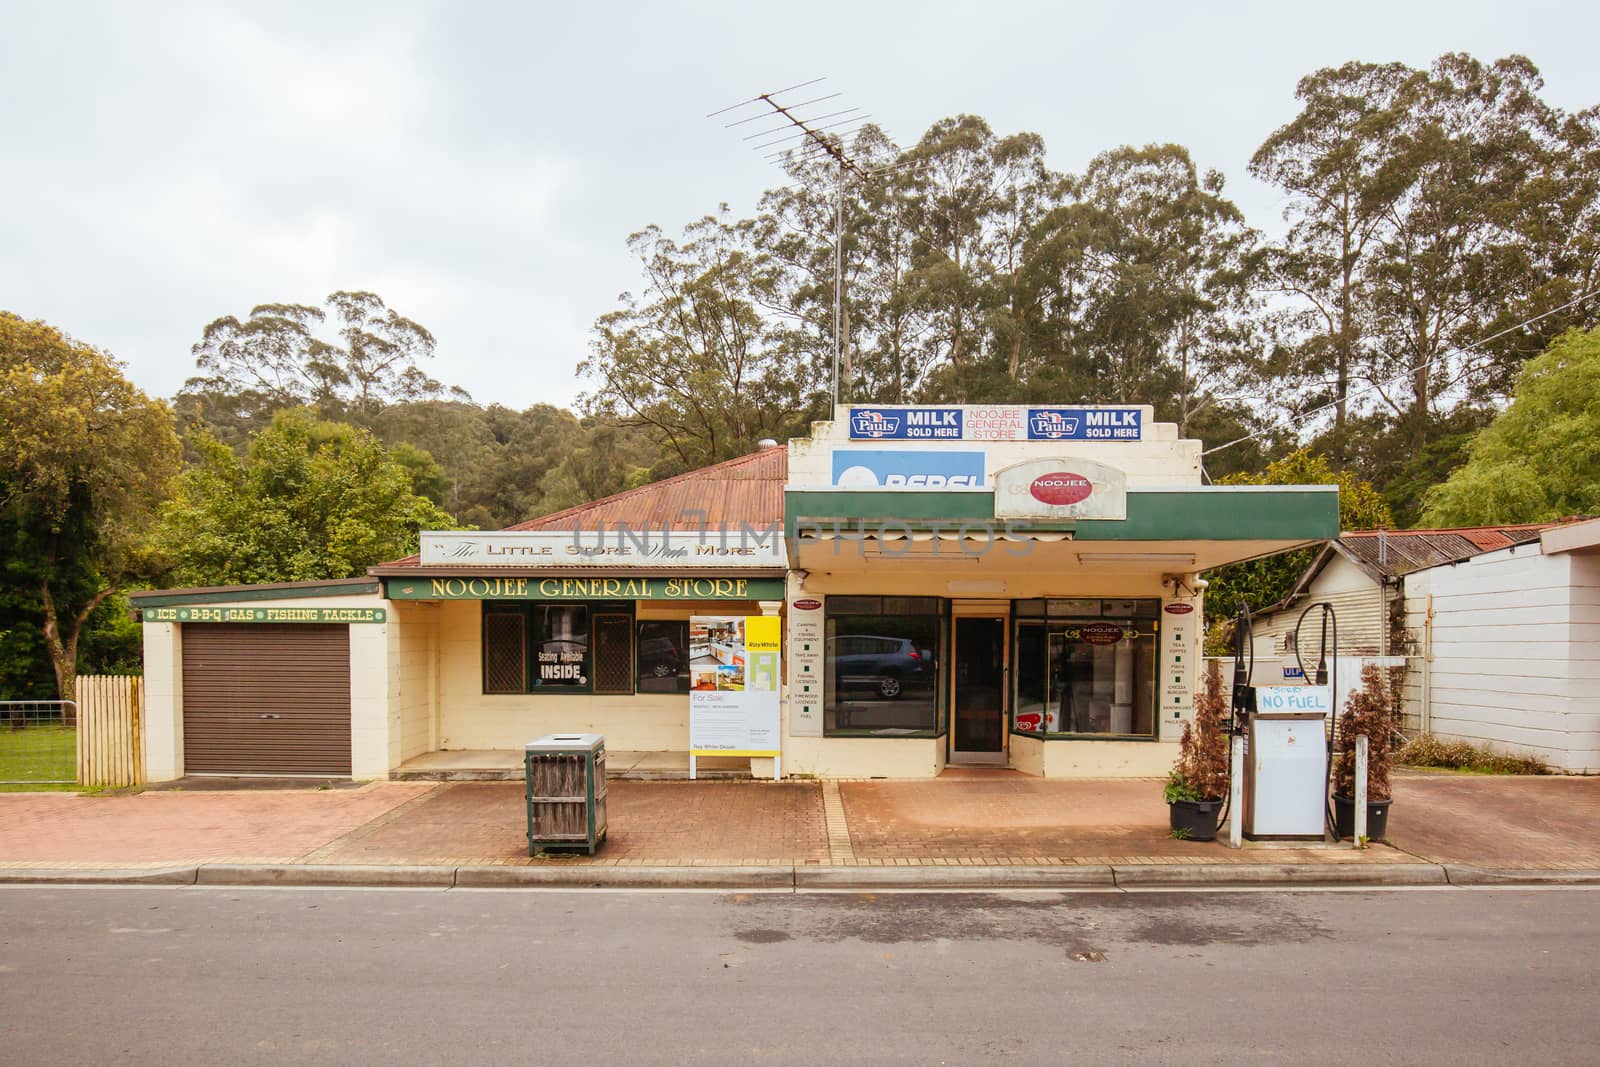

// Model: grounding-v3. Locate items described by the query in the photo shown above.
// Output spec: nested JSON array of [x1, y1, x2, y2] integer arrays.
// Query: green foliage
[[1421, 328, 1600, 525], [1332, 664, 1400, 801], [186, 292, 457, 423], [155, 409, 459, 586], [1252, 54, 1600, 460], [579, 211, 828, 470], [0, 312, 181, 699], [1169, 660, 1231, 802], [1203, 449, 1393, 649], [1398, 735, 1549, 775]]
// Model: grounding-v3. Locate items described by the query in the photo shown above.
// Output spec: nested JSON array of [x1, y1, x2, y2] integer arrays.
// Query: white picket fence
[[76, 675, 144, 788]]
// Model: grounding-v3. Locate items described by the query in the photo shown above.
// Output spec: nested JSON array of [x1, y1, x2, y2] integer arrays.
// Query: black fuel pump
[[1229, 601, 1256, 735]]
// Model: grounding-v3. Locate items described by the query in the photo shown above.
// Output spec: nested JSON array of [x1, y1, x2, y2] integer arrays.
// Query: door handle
[[260, 713, 281, 720]]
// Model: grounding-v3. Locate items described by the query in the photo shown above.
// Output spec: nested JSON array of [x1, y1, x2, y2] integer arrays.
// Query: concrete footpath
[[1, 771, 1595, 890]]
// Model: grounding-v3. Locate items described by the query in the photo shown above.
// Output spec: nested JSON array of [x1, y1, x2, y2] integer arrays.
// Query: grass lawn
[[0, 724, 78, 789]]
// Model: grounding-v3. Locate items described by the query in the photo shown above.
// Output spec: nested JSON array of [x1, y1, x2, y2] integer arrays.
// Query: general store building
[[131, 405, 1337, 782]]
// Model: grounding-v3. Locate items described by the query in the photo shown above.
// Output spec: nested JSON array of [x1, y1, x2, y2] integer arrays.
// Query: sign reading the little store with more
[[689, 614, 782, 778], [142, 606, 386, 624], [419, 530, 786, 568]]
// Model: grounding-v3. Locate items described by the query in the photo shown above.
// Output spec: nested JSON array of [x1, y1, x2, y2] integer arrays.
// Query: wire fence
[[0, 700, 79, 785]]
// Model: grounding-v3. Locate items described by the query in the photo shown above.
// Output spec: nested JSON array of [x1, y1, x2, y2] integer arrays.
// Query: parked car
[[639, 634, 685, 679], [828, 635, 933, 699]]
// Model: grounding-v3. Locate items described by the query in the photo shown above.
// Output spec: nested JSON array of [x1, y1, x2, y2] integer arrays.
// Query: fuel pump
[[1292, 602, 1340, 837], [1238, 599, 1333, 841], [1229, 601, 1257, 735]]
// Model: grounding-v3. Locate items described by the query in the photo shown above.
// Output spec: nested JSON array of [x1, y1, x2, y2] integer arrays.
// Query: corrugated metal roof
[[510, 445, 787, 531], [379, 446, 789, 569], [1339, 522, 1564, 577]]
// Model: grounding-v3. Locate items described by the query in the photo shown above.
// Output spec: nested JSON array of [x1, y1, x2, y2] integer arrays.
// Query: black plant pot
[[1169, 798, 1223, 841], [1333, 795, 1391, 841]]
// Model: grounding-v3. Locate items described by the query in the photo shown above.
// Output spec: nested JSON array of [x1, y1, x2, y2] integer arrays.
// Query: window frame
[[822, 595, 946, 739], [480, 600, 635, 696], [635, 618, 693, 695], [1010, 598, 1161, 742]]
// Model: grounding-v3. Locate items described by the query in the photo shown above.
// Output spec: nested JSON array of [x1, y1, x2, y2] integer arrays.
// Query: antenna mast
[[709, 79, 899, 418]]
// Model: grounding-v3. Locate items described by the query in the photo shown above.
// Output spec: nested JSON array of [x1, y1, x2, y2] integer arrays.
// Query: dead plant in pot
[[1166, 658, 1230, 841], [1332, 662, 1398, 840]]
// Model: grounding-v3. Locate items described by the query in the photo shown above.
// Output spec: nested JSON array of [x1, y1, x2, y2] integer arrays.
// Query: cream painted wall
[[392, 602, 437, 765], [141, 623, 182, 782], [431, 597, 773, 752], [785, 563, 1194, 776]]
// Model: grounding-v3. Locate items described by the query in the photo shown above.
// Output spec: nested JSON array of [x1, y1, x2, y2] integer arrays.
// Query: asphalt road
[[2, 885, 1596, 1064]]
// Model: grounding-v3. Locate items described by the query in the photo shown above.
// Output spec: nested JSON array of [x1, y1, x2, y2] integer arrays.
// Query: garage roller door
[[182, 624, 352, 775]]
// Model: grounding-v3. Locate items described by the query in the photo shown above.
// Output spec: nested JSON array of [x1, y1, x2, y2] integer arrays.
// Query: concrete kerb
[[1111, 863, 1449, 887], [4, 862, 1599, 890], [195, 864, 456, 887], [795, 865, 1116, 889], [453, 865, 795, 889], [0, 866, 199, 885], [1443, 865, 1600, 886]]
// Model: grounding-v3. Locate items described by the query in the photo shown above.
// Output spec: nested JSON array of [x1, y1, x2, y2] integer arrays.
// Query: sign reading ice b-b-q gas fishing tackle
[[848, 405, 1143, 442]]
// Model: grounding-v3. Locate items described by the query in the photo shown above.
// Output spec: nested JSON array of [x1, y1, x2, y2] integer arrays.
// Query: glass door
[[951, 616, 1007, 762]]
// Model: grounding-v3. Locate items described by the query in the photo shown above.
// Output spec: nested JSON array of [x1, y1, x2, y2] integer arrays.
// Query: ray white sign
[[419, 529, 787, 568]]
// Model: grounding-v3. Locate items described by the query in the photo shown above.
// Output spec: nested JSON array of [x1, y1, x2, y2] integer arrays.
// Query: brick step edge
[[2, 864, 1597, 889]]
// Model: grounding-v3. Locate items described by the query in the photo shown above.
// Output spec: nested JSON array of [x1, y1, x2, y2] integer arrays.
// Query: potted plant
[[1166, 659, 1230, 840], [1332, 662, 1397, 840]]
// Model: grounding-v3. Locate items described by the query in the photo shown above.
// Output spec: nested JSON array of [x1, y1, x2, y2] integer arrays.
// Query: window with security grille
[[480, 600, 634, 695], [592, 614, 634, 694], [483, 612, 526, 693]]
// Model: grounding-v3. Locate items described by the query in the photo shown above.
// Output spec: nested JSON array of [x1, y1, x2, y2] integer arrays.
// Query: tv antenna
[[709, 79, 909, 416]]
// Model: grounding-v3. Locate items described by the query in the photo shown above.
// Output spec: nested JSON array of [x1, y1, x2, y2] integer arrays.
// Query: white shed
[[1252, 520, 1598, 773]]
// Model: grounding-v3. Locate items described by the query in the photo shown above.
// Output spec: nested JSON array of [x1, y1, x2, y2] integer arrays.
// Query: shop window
[[481, 601, 633, 695], [483, 611, 526, 694], [637, 620, 691, 694], [592, 614, 634, 695], [824, 596, 942, 737], [1012, 599, 1159, 738]]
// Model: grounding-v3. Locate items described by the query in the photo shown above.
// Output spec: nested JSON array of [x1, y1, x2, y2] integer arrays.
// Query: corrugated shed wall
[[1403, 548, 1583, 771]]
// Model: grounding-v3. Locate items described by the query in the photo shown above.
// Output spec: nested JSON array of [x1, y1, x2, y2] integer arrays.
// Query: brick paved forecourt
[[0, 772, 1596, 887]]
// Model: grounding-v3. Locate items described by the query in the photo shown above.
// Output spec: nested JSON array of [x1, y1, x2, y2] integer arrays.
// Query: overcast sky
[[5, 1, 1597, 412]]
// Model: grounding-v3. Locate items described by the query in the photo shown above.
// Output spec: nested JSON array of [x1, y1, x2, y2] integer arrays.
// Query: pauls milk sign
[[848, 405, 1143, 442]]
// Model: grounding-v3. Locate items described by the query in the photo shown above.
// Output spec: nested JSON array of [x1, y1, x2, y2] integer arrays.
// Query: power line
[[1201, 287, 1600, 458]]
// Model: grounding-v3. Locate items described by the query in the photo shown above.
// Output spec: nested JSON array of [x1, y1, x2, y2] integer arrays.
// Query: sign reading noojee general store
[[848, 405, 1143, 442]]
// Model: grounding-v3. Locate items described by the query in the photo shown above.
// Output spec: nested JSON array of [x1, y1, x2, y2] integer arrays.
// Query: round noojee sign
[[1029, 472, 1093, 506]]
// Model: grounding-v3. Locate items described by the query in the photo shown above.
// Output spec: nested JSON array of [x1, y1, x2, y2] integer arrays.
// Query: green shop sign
[[143, 606, 387, 624], [386, 575, 786, 601]]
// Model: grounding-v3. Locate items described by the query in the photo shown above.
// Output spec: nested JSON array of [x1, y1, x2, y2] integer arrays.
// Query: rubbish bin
[[524, 734, 607, 855]]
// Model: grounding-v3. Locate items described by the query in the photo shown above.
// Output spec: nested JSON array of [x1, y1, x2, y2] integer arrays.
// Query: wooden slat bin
[[525, 733, 607, 856]]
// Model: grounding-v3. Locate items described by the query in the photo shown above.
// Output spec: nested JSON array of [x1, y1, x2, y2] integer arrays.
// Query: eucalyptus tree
[[1034, 144, 1268, 435], [1255, 53, 1600, 460], [578, 211, 826, 469], [1249, 61, 1410, 446], [186, 291, 454, 426]]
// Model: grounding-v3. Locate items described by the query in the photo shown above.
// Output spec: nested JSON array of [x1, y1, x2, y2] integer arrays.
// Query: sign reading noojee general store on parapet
[[848, 405, 1143, 442], [419, 529, 787, 568]]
